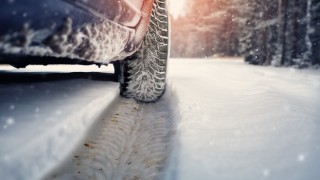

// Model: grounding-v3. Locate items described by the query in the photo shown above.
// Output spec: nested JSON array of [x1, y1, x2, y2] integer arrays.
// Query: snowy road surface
[[47, 95, 177, 180], [165, 59, 320, 180], [0, 59, 320, 180]]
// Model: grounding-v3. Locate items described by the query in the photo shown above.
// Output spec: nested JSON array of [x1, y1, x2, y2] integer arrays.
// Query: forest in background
[[170, 0, 320, 68]]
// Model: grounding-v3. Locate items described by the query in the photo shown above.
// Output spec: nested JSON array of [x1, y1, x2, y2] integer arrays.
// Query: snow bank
[[0, 66, 118, 180]]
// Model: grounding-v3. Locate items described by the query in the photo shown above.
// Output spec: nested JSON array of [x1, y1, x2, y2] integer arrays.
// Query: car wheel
[[118, 0, 169, 103]]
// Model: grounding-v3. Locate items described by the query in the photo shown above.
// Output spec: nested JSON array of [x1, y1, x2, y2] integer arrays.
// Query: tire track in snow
[[47, 93, 177, 180]]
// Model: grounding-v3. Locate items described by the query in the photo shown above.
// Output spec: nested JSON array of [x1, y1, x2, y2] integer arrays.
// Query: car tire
[[118, 0, 169, 103]]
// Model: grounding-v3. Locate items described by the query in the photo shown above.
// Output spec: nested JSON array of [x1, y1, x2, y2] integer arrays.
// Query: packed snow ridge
[[46, 94, 178, 180]]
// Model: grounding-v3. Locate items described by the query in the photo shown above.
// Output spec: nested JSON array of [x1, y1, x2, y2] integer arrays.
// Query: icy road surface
[[0, 59, 320, 180]]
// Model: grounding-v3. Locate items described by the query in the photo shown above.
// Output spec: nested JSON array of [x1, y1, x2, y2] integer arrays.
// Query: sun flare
[[169, 0, 188, 18]]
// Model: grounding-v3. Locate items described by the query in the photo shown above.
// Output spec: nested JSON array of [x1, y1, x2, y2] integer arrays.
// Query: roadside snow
[[164, 58, 320, 180], [0, 65, 118, 180]]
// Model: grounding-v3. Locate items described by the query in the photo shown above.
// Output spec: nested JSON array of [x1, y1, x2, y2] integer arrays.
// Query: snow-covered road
[[47, 95, 177, 180], [165, 59, 320, 180], [0, 59, 320, 180]]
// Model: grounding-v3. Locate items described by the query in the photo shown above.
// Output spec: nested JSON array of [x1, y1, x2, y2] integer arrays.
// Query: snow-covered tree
[[242, 0, 320, 68], [241, 0, 279, 65], [309, 0, 320, 66], [170, 0, 245, 58], [170, 0, 319, 67]]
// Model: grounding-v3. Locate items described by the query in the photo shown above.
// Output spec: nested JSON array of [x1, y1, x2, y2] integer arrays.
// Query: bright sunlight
[[169, 0, 188, 18]]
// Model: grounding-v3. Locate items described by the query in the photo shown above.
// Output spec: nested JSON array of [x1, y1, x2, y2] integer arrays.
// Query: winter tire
[[119, 0, 169, 103]]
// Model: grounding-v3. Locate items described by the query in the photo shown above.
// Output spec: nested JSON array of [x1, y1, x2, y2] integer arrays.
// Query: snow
[[46, 93, 178, 180], [0, 65, 118, 180], [164, 58, 320, 180], [0, 18, 133, 64], [1, 58, 320, 180]]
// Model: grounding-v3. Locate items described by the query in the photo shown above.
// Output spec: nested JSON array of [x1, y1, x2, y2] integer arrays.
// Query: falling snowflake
[[262, 169, 270, 177], [7, 118, 15, 125], [55, 110, 62, 116], [3, 117, 15, 129], [9, 105, 15, 110], [2, 155, 11, 162], [297, 154, 306, 162]]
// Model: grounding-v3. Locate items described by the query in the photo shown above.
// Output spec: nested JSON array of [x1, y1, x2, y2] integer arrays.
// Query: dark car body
[[0, 0, 154, 67]]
